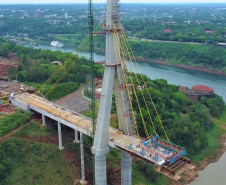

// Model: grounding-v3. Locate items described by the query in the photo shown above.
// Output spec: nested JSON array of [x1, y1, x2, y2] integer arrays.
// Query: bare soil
[[0, 105, 16, 115], [0, 57, 19, 77]]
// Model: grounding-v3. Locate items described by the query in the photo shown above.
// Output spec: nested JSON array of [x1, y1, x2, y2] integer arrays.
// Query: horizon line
[[1, 2, 226, 5]]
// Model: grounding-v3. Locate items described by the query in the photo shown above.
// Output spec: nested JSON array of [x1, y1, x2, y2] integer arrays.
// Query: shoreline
[[181, 134, 226, 185], [18, 41, 226, 77], [137, 58, 226, 77]]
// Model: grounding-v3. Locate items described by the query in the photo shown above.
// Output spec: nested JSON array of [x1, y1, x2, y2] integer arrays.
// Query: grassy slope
[[14, 121, 55, 138], [0, 121, 77, 185], [1, 138, 76, 185], [190, 108, 226, 164], [0, 109, 30, 137]]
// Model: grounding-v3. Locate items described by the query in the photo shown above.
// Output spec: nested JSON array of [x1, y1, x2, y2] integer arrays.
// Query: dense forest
[[94, 37, 226, 72], [128, 74, 225, 161], [130, 40, 226, 72]]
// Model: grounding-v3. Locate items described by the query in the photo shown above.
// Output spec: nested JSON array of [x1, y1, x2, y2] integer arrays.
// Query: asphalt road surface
[[55, 84, 91, 113]]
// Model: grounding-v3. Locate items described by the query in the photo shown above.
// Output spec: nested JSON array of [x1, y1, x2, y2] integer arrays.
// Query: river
[[24, 44, 226, 185], [24, 44, 226, 102]]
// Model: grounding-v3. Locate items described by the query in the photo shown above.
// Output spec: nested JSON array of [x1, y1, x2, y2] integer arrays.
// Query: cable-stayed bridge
[[10, 0, 193, 184], [11, 93, 190, 184]]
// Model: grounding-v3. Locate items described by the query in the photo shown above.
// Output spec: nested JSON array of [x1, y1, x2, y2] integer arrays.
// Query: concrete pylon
[[42, 114, 46, 126], [73, 130, 80, 143], [80, 133, 87, 184], [92, 0, 121, 184], [57, 122, 64, 150], [121, 151, 132, 185]]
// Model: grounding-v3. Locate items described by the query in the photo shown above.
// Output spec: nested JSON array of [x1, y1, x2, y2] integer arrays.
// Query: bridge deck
[[12, 93, 188, 172]]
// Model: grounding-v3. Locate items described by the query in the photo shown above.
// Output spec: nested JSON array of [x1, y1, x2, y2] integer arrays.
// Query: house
[[163, 29, 173, 33], [205, 30, 214, 34], [51, 61, 62, 66]]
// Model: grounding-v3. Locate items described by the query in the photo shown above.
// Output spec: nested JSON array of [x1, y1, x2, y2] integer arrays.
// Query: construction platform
[[11, 93, 191, 179]]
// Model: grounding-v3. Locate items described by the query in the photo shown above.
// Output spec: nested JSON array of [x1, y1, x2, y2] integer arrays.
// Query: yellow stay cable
[[38, 18, 106, 93], [45, 33, 102, 97], [118, 31, 157, 136], [120, 22, 170, 141], [44, 25, 104, 97], [113, 79, 123, 129], [112, 24, 141, 141], [112, 24, 130, 135], [117, 29, 156, 152], [40, 19, 105, 91], [113, 23, 149, 138]]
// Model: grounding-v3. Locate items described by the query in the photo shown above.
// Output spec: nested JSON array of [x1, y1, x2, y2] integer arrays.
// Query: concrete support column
[[80, 133, 87, 184], [95, 155, 107, 185], [121, 151, 132, 185], [57, 122, 64, 150], [42, 114, 46, 126], [73, 130, 80, 143]]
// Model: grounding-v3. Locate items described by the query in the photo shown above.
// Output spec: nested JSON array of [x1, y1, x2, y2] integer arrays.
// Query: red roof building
[[163, 29, 174, 33], [192, 85, 214, 92], [186, 85, 214, 101], [180, 86, 186, 92], [205, 30, 214, 34]]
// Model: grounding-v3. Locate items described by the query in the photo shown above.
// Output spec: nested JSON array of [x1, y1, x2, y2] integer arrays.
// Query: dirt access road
[[56, 84, 91, 113]]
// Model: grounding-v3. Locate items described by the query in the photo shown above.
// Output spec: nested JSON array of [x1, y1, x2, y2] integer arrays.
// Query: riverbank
[[180, 110, 226, 185], [183, 135, 226, 185], [137, 58, 226, 77]]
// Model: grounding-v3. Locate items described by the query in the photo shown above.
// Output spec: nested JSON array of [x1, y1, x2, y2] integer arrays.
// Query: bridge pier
[[42, 114, 46, 126], [121, 151, 132, 185], [73, 130, 80, 143], [80, 133, 87, 184], [57, 122, 64, 150], [95, 154, 107, 185]]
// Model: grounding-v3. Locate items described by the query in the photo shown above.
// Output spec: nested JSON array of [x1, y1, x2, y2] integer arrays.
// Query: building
[[65, 12, 69, 19], [163, 29, 173, 33], [35, 9, 42, 18], [51, 61, 62, 66], [185, 84, 214, 101], [205, 30, 214, 34]]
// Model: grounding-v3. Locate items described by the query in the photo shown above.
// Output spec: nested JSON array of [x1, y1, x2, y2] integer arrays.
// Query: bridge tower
[[92, 0, 134, 184]]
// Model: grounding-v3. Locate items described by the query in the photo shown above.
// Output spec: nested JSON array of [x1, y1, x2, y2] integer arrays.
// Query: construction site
[[0, 1, 198, 185]]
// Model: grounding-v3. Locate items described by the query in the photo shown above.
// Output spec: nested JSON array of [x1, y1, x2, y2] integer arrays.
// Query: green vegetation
[[25, 82, 80, 101], [0, 109, 30, 137], [132, 161, 169, 185], [0, 122, 78, 185], [191, 126, 221, 163], [219, 107, 226, 123], [0, 3, 226, 185], [0, 138, 77, 185], [0, 37, 104, 100], [130, 40, 226, 72], [129, 75, 225, 161], [14, 121, 54, 138]]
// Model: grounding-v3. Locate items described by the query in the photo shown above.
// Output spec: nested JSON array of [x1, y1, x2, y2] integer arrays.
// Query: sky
[[0, 0, 226, 4]]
